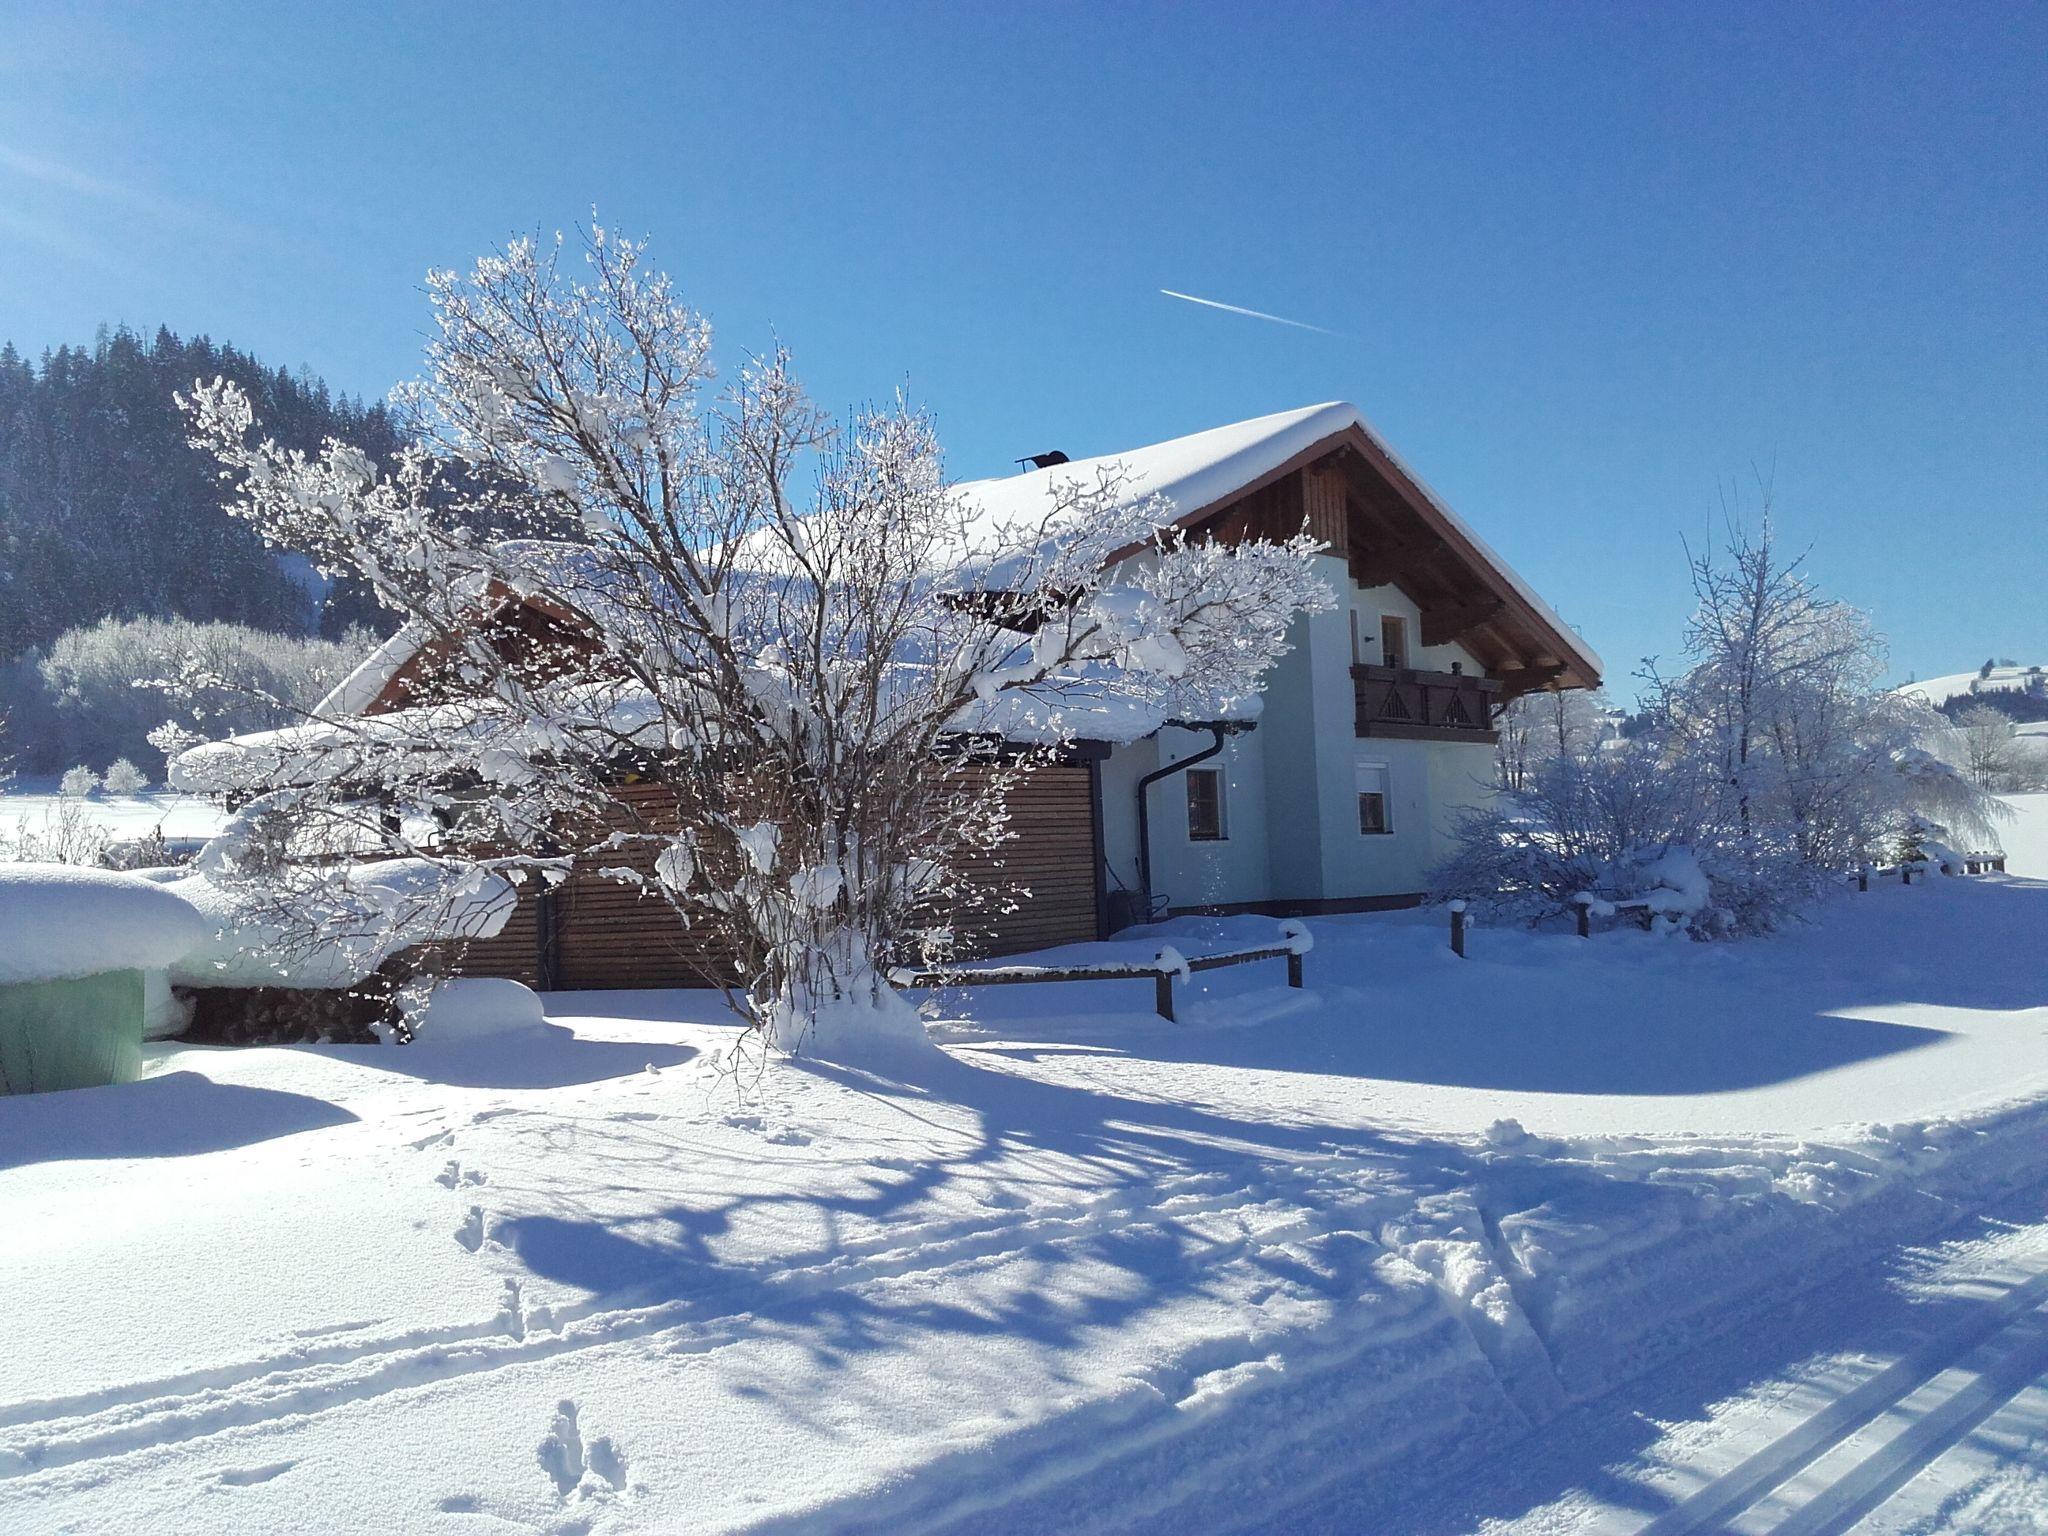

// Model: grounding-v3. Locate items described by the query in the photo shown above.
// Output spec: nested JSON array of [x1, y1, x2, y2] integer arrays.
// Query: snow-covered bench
[[891, 926, 1310, 1023]]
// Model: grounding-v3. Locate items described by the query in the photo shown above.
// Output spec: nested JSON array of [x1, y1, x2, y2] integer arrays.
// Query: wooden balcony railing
[[1352, 664, 1501, 743]]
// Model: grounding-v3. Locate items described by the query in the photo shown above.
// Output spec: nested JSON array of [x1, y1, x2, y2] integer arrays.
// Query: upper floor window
[[1380, 615, 1408, 670], [1186, 768, 1228, 841]]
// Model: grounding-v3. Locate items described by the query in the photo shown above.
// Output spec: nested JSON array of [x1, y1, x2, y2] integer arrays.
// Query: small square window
[[1186, 768, 1227, 841], [1357, 763, 1392, 835]]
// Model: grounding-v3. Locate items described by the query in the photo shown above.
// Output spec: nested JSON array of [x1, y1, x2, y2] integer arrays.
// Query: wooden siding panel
[[446, 764, 1101, 991]]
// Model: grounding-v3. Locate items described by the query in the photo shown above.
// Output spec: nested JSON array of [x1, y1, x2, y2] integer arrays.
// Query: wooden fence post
[[1576, 902, 1591, 938], [1286, 951, 1303, 988], [1858, 864, 1869, 892], [1449, 901, 1467, 958], [1154, 969, 1175, 1023]]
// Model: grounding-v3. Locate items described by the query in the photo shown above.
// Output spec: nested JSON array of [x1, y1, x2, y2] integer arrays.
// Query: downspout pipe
[[1135, 721, 1230, 908]]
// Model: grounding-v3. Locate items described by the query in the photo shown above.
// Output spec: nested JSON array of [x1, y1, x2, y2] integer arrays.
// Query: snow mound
[[401, 977, 546, 1044], [0, 863, 208, 985]]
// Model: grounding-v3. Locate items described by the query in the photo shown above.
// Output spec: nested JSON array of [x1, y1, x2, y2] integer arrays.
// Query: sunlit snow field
[[0, 799, 2044, 1533]]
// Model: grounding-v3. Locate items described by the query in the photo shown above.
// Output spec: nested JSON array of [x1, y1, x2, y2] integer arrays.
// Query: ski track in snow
[[1366, 1181, 2048, 1536], [7, 1095, 2046, 1533]]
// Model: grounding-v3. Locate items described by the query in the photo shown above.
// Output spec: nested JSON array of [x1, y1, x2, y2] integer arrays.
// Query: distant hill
[[0, 325, 402, 660], [1897, 664, 2048, 726]]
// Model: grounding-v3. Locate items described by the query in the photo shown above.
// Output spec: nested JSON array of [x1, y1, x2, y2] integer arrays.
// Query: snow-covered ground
[[0, 777, 229, 848], [2, 803, 2045, 1532]]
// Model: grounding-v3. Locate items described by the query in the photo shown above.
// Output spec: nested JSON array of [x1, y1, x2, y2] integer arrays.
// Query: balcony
[[1352, 664, 1500, 743]]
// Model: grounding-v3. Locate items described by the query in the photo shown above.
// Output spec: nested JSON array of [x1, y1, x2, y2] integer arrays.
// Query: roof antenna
[[1015, 451, 1069, 471]]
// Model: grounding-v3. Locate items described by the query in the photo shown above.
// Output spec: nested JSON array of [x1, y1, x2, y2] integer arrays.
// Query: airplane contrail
[[1158, 288, 1339, 336]]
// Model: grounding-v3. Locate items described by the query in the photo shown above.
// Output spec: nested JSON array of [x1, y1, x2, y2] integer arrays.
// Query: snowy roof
[[316, 625, 428, 717], [165, 859, 517, 991], [173, 666, 1250, 796], [956, 403, 1601, 681]]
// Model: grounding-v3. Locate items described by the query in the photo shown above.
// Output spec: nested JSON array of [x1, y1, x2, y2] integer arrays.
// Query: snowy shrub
[[1437, 519, 2002, 937], [5, 616, 373, 775], [102, 757, 148, 795], [1, 797, 112, 866], [59, 765, 100, 798], [180, 220, 1328, 1061], [1436, 736, 1691, 913]]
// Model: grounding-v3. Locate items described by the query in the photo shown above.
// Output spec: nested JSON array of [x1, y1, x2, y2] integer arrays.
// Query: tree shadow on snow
[[0, 1070, 357, 1171], [492, 1043, 1494, 1411], [486, 1043, 2048, 1528]]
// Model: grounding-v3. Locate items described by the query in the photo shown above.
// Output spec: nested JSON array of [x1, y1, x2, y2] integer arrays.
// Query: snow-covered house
[[174, 403, 1600, 990]]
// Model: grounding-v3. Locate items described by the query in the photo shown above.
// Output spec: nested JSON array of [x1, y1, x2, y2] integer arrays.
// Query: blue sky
[[2, 1, 2041, 696]]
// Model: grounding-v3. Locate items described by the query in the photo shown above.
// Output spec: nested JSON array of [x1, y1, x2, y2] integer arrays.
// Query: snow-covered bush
[[399, 977, 547, 1045], [0, 616, 373, 776], [180, 221, 1328, 1060], [1435, 737, 1704, 921], [59, 765, 99, 798], [103, 757, 148, 795], [1436, 519, 2001, 936], [0, 797, 112, 866]]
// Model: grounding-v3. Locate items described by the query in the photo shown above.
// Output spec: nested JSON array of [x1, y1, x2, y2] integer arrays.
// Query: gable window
[[1380, 615, 1407, 669], [1357, 762, 1392, 835], [1186, 768, 1227, 841]]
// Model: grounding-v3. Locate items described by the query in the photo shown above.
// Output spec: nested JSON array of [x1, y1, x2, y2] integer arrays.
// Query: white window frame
[[1356, 761, 1393, 836]]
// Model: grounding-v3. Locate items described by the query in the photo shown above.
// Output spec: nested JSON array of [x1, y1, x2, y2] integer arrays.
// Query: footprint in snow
[[537, 1400, 629, 1503], [437, 1159, 487, 1189], [455, 1205, 487, 1252], [215, 1459, 297, 1487]]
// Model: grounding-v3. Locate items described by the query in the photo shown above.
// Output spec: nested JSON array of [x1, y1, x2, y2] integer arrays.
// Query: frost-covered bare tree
[[1439, 516, 2000, 934], [1650, 519, 1999, 876], [1952, 703, 2027, 791], [181, 223, 1328, 1058], [1494, 686, 1611, 792]]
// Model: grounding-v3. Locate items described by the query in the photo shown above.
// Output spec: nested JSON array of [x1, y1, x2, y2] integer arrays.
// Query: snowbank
[[400, 977, 546, 1044], [0, 864, 207, 985]]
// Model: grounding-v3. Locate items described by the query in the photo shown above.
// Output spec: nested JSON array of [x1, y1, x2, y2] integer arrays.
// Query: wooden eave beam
[[1421, 597, 1507, 648], [1349, 534, 1444, 589], [1492, 663, 1568, 702]]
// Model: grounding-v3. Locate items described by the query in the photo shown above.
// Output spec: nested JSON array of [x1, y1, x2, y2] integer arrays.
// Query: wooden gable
[[1166, 430, 1600, 701]]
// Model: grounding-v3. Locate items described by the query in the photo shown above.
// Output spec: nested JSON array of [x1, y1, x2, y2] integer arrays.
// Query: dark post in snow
[[1576, 902, 1591, 938], [1287, 950, 1304, 988], [1449, 900, 1467, 958], [1858, 864, 1869, 892], [1154, 969, 1176, 1024]]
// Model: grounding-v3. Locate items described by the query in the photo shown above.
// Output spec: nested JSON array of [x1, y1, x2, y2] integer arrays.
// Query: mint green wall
[[0, 969, 147, 1094], [1096, 552, 1508, 915]]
